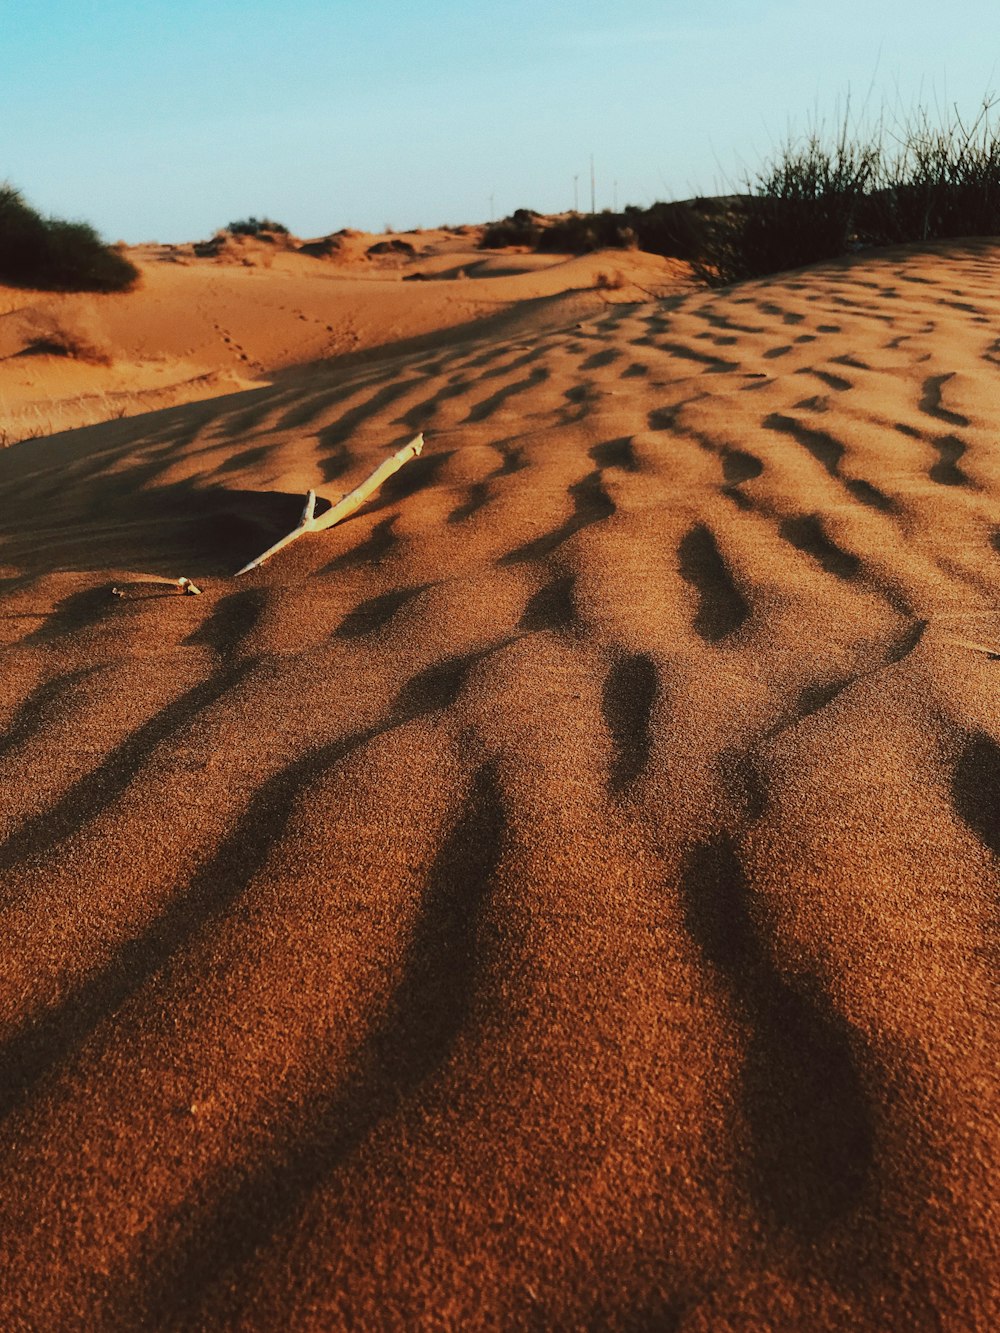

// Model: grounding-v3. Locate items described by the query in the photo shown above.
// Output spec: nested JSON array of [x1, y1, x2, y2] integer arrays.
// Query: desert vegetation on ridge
[[701, 97, 1000, 283], [223, 216, 290, 238], [0, 184, 139, 292], [480, 200, 719, 263], [481, 99, 1000, 284]]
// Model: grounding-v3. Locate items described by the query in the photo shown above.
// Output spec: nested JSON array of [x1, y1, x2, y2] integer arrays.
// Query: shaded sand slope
[[0, 239, 997, 1330]]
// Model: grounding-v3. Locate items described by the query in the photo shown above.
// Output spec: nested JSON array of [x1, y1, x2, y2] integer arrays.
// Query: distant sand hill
[[0, 231, 996, 1329]]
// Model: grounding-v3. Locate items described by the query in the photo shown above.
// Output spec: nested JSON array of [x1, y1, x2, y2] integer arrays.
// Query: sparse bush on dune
[[296, 234, 345, 259], [480, 208, 543, 248], [480, 101, 1000, 284], [694, 133, 879, 284], [224, 216, 290, 238], [697, 97, 1000, 285], [21, 320, 113, 365], [623, 199, 718, 261], [862, 101, 1000, 244], [535, 209, 635, 253], [479, 200, 717, 262], [0, 184, 139, 292]]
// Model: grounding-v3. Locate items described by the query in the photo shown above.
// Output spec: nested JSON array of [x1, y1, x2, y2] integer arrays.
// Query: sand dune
[[0, 227, 687, 445], [0, 236, 997, 1329]]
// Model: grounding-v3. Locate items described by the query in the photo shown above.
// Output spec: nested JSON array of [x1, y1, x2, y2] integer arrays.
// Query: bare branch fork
[[234, 433, 424, 576]]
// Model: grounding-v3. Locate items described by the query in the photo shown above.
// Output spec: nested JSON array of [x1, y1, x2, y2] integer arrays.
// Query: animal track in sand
[[211, 322, 259, 370]]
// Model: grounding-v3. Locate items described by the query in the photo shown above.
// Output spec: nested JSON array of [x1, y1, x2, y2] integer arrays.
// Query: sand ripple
[[0, 240, 997, 1329]]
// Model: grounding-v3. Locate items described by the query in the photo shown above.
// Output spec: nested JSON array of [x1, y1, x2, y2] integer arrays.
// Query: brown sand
[[0, 236, 997, 1330], [0, 227, 685, 443]]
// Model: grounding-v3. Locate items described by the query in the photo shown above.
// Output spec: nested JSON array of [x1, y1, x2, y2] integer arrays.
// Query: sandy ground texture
[[0, 225, 686, 444], [0, 236, 997, 1330]]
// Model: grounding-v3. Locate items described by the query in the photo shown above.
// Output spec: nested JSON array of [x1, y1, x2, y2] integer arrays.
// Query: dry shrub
[[18, 308, 113, 365], [595, 269, 626, 290], [697, 96, 1000, 284], [224, 217, 289, 237]]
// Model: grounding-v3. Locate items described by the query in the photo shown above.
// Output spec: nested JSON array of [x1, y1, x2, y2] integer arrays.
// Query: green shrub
[[0, 184, 138, 292], [225, 216, 290, 237]]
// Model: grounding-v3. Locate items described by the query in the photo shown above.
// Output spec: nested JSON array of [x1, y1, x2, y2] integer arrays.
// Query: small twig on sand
[[946, 635, 1000, 660], [235, 433, 424, 576], [111, 576, 202, 599]]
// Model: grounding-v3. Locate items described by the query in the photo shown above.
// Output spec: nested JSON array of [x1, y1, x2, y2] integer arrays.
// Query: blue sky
[[1, 0, 998, 242]]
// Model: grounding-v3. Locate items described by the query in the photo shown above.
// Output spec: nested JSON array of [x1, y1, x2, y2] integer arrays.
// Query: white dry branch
[[111, 576, 202, 599], [946, 634, 1000, 660], [234, 433, 424, 577]]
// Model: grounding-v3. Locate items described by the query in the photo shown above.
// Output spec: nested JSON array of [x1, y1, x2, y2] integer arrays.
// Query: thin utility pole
[[489, 193, 495, 219], [573, 174, 579, 212], [590, 155, 596, 214]]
